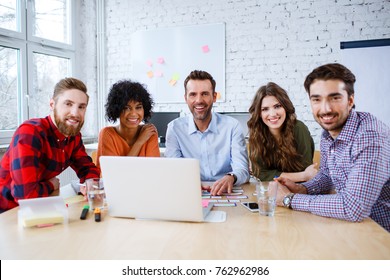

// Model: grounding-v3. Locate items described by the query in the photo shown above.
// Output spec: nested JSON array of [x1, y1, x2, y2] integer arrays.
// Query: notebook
[[99, 156, 225, 222]]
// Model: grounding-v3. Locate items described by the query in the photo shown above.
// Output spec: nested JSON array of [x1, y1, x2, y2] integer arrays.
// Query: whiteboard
[[131, 23, 225, 103], [341, 42, 390, 127]]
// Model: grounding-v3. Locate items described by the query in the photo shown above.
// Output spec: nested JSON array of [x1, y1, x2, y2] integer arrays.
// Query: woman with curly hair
[[96, 80, 160, 169], [248, 82, 317, 182]]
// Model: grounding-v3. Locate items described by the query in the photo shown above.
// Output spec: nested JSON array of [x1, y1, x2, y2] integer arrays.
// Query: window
[[0, 45, 20, 131], [0, 0, 20, 32], [30, 0, 71, 44], [0, 0, 76, 145]]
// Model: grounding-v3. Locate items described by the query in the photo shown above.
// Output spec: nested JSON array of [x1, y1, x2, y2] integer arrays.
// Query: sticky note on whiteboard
[[172, 73, 180, 80], [169, 79, 177, 86], [155, 70, 163, 77], [157, 57, 165, 64], [202, 45, 210, 53]]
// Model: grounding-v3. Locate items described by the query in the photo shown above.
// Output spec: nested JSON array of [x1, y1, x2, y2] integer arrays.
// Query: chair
[[91, 150, 97, 165], [313, 150, 320, 168]]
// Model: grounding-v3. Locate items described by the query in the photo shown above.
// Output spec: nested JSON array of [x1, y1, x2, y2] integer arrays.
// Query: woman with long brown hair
[[248, 82, 317, 182]]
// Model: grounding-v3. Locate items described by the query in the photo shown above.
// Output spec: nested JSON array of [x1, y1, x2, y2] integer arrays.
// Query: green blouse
[[253, 120, 314, 181]]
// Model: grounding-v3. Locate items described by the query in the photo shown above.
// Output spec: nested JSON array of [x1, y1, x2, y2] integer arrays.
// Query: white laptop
[[99, 156, 225, 222]]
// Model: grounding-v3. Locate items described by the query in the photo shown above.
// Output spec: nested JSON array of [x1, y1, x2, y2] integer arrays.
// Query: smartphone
[[241, 202, 259, 212]]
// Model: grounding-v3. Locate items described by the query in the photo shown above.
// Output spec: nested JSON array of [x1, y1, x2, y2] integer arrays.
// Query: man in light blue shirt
[[165, 70, 249, 195]]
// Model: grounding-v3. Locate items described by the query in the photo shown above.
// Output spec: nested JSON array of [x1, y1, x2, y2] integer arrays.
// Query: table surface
[[1, 182, 390, 260]]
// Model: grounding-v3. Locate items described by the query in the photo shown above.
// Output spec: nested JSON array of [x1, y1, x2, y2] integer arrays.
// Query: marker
[[94, 208, 101, 222], [80, 205, 89, 220]]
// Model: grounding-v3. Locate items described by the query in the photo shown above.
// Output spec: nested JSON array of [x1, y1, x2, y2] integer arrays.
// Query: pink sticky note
[[202, 199, 209, 208], [146, 59, 153, 67], [155, 70, 163, 77], [202, 45, 209, 53], [157, 57, 165, 64]]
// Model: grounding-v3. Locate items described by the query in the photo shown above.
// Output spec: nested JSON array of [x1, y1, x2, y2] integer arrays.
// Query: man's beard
[[54, 108, 84, 137], [191, 103, 212, 121]]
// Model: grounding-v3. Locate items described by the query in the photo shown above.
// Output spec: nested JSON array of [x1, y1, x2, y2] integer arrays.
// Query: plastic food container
[[18, 196, 68, 228]]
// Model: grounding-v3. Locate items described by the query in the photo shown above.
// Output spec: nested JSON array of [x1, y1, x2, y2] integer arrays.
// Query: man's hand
[[275, 182, 292, 206], [303, 163, 318, 181], [49, 177, 60, 191], [275, 177, 307, 194], [210, 175, 234, 196], [274, 177, 307, 207]]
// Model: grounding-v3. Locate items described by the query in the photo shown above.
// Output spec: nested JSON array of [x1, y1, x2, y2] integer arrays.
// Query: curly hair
[[247, 82, 304, 177], [105, 80, 154, 123]]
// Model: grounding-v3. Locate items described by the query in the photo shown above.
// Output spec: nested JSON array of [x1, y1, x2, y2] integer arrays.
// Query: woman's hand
[[137, 124, 157, 145]]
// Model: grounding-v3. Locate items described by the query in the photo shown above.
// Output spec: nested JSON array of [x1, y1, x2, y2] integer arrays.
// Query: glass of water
[[256, 181, 278, 217], [86, 178, 105, 210]]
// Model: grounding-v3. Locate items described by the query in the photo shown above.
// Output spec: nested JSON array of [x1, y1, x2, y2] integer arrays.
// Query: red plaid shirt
[[0, 115, 100, 212]]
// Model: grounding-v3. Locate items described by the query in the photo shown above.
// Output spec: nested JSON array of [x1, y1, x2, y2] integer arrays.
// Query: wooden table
[[1, 182, 389, 260]]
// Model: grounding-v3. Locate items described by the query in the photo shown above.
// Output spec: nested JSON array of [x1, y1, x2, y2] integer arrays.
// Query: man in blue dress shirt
[[165, 70, 249, 195], [275, 63, 390, 232]]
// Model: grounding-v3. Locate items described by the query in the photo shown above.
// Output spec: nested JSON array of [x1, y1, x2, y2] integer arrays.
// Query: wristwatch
[[226, 172, 237, 184], [283, 193, 295, 209]]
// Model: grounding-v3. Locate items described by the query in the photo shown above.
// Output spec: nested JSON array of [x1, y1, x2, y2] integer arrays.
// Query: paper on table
[[204, 211, 226, 223], [60, 183, 85, 204], [64, 195, 85, 204], [59, 184, 77, 199]]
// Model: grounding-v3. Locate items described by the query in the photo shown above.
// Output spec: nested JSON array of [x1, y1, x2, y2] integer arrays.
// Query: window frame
[[0, 37, 27, 144], [0, 0, 26, 40], [26, 43, 75, 118], [26, 0, 75, 51], [0, 0, 76, 146]]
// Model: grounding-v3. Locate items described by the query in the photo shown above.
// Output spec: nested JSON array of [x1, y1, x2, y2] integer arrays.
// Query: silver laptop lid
[[100, 156, 204, 222]]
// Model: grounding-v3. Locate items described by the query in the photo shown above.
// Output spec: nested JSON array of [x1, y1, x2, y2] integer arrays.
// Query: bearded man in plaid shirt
[[275, 63, 390, 232], [0, 77, 100, 212]]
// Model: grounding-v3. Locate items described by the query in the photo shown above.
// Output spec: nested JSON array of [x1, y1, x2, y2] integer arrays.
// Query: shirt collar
[[187, 112, 218, 134]]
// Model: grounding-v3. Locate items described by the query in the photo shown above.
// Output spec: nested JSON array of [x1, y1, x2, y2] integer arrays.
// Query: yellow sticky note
[[147, 71, 154, 78], [22, 213, 64, 227], [172, 73, 180, 80]]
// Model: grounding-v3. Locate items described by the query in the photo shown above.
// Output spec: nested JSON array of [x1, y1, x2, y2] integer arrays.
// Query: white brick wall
[[79, 0, 390, 148], [76, 0, 98, 138]]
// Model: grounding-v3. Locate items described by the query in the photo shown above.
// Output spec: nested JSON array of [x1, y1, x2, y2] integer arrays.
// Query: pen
[[80, 205, 89, 220], [94, 208, 101, 222]]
